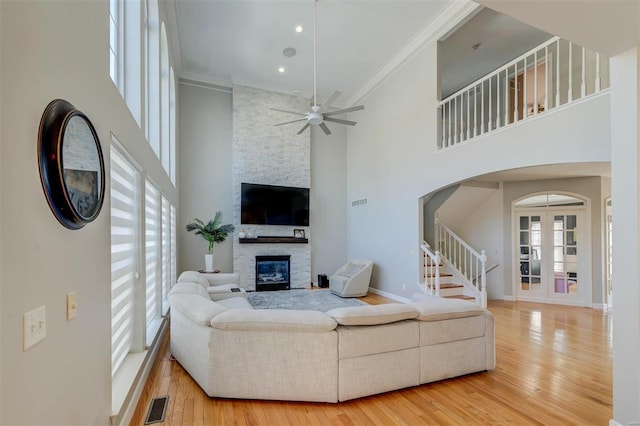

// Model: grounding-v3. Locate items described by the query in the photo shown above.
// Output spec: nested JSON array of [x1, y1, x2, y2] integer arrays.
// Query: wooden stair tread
[[439, 283, 463, 289], [425, 273, 453, 278], [444, 295, 475, 300]]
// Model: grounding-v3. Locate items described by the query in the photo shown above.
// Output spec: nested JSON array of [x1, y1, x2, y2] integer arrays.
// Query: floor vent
[[351, 197, 368, 207], [144, 396, 168, 425]]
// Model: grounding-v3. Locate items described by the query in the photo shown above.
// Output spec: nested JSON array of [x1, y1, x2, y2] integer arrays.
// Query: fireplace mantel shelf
[[239, 236, 308, 244]]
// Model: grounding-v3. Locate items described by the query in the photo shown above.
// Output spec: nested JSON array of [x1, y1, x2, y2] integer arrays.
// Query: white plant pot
[[204, 254, 214, 272]]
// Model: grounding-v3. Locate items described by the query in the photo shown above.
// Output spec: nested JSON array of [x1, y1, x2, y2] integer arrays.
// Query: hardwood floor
[[130, 295, 612, 425]]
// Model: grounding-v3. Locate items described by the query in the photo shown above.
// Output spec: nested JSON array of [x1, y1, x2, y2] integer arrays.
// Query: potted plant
[[186, 211, 235, 272]]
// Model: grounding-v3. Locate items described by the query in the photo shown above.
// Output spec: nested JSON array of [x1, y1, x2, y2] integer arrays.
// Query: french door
[[516, 208, 585, 305]]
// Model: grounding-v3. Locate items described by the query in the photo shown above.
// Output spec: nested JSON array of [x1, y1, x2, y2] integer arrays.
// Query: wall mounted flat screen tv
[[241, 183, 309, 226]]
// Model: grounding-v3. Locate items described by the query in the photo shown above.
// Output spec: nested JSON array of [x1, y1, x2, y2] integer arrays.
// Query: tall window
[[109, 0, 121, 88], [160, 24, 170, 175], [146, 0, 160, 157], [111, 0, 176, 187], [169, 68, 176, 185], [110, 142, 141, 376], [161, 195, 171, 312], [145, 179, 161, 339]]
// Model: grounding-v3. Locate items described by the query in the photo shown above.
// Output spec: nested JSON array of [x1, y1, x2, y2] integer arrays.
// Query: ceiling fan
[[272, 0, 364, 136]]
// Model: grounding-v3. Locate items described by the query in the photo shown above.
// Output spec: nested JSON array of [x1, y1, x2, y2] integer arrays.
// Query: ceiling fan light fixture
[[308, 111, 323, 125]]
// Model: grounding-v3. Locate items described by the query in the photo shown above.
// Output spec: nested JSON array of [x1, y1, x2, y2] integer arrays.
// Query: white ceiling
[[169, 0, 640, 107], [173, 0, 452, 104]]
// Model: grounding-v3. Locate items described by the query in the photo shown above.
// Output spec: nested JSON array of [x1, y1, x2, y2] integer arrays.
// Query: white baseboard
[[368, 287, 411, 303], [592, 303, 608, 310], [502, 295, 514, 301], [609, 419, 624, 426]]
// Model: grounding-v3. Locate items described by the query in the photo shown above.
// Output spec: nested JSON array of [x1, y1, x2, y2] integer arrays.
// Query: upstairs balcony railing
[[438, 37, 610, 150]]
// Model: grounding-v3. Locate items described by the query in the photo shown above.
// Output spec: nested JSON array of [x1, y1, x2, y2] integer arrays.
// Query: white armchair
[[329, 259, 374, 298]]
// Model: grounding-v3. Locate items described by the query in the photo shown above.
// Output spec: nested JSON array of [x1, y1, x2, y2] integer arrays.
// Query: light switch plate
[[23, 305, 46, 351], [67, 292, 77, 320]]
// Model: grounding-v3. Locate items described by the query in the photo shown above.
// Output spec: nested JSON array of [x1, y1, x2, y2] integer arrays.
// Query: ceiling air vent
[[351, 198, 368, 207]]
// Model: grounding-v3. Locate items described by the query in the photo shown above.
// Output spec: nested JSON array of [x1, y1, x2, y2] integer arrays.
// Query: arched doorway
[[513, 193, 590, 305]]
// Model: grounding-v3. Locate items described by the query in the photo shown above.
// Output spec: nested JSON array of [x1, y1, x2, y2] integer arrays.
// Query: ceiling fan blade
[[274, 118, 308, 127], [294, 91, 311, 106], [324, 117, 357, 126], [297, 123, 311, 135], [270, 107, 307, 116], [319, 90, 341, 112], [319, 122, 332, 135], [324, 105, 365, 117]]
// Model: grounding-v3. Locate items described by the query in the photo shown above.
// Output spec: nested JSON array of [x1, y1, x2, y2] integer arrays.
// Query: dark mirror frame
[[38, 99, 105, 230]]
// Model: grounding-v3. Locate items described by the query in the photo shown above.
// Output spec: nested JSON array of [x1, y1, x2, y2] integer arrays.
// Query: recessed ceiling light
[[282, 47, 296, 58], [278, 66, 286, 73], [295, 25, 304, 33]]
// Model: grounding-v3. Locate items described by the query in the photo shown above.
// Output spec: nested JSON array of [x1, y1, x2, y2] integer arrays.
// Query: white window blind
[[144, 180, 160, 332], [110, 145, 140, 376], [161, 195, 171, 312], [170, 204, 177, 287]]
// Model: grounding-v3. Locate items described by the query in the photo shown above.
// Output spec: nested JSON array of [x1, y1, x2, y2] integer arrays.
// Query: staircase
[[421, 246, 477, 302], [420, 218, 488, 307]]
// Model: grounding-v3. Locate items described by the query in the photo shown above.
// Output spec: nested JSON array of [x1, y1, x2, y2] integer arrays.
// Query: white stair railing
[[420, 241, 440, 297], [439, 36, 609, 150], [435, 218, 487, 307]]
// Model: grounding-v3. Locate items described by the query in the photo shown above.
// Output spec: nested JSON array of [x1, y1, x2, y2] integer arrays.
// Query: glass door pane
[[550, 213, 579, 299], [519, 214, 543, 294]]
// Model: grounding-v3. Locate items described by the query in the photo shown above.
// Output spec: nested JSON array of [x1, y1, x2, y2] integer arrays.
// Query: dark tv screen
[[241, 183, 309, 226]]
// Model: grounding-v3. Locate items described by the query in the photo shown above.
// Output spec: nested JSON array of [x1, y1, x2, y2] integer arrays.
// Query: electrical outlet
[[67, 292, 78, 320], [23, 305, 46, 351]]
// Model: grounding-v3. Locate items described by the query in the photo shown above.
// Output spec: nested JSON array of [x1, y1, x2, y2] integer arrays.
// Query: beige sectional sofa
[[169, 277, 495, 403]]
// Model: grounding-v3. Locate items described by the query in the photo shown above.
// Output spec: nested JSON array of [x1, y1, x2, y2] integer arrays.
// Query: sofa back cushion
[[169, 293, 227, 326], [410, 294, 484, 321], [177, 270, 210, 289], [327, 303, 419, 326], [169, 281, 210, 299], [211, 309, 337, 332]]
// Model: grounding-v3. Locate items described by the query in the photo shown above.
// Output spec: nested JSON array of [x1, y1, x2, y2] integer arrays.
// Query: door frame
[[511, 191, 592, 307]]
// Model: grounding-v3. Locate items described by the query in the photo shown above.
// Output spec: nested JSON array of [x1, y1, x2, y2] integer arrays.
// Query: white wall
[[446, 187, 505, 300], [310, 125, 347, 282], [0, 1, 175, 424], [178, 83, 233, 273], [610, 45, 640, 425], [346, 38, 610, 299]]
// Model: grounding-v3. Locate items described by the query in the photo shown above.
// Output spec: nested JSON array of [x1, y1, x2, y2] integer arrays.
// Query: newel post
[[435, 251, 441, 297]]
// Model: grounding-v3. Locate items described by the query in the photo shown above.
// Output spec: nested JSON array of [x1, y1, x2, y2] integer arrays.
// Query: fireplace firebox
[[255, 255, 290, 291]]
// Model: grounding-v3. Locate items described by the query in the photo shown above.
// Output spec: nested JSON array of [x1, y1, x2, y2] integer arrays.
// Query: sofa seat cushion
[[216, 296, 253, 310], [410, 294, 484, 321], [327, 304, 419, 326], [336, 320, 419, 359], [211, 309, 337, 332], [169, 294, 227, 326]]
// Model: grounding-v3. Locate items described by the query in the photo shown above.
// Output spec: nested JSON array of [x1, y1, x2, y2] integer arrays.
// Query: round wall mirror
[[38, 99, 105, 229]]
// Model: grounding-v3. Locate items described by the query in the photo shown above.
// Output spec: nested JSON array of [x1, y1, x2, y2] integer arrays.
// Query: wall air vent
[[351, 198, 368, 207]]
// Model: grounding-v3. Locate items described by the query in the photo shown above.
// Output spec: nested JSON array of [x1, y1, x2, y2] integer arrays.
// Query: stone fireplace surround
[[232, 86, 311, 291]]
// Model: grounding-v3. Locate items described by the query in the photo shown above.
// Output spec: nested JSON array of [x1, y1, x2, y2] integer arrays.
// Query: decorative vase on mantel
[[204, 254, 214, 272]]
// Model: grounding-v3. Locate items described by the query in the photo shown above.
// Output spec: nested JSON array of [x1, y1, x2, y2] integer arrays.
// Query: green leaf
[[185, 211, 234, 254]]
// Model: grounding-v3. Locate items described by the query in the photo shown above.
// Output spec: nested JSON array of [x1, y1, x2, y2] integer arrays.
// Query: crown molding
[[347, 0, 482, 106]]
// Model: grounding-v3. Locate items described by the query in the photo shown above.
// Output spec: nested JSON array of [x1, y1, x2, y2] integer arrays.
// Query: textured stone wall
[[232, 85, 311, 290]]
